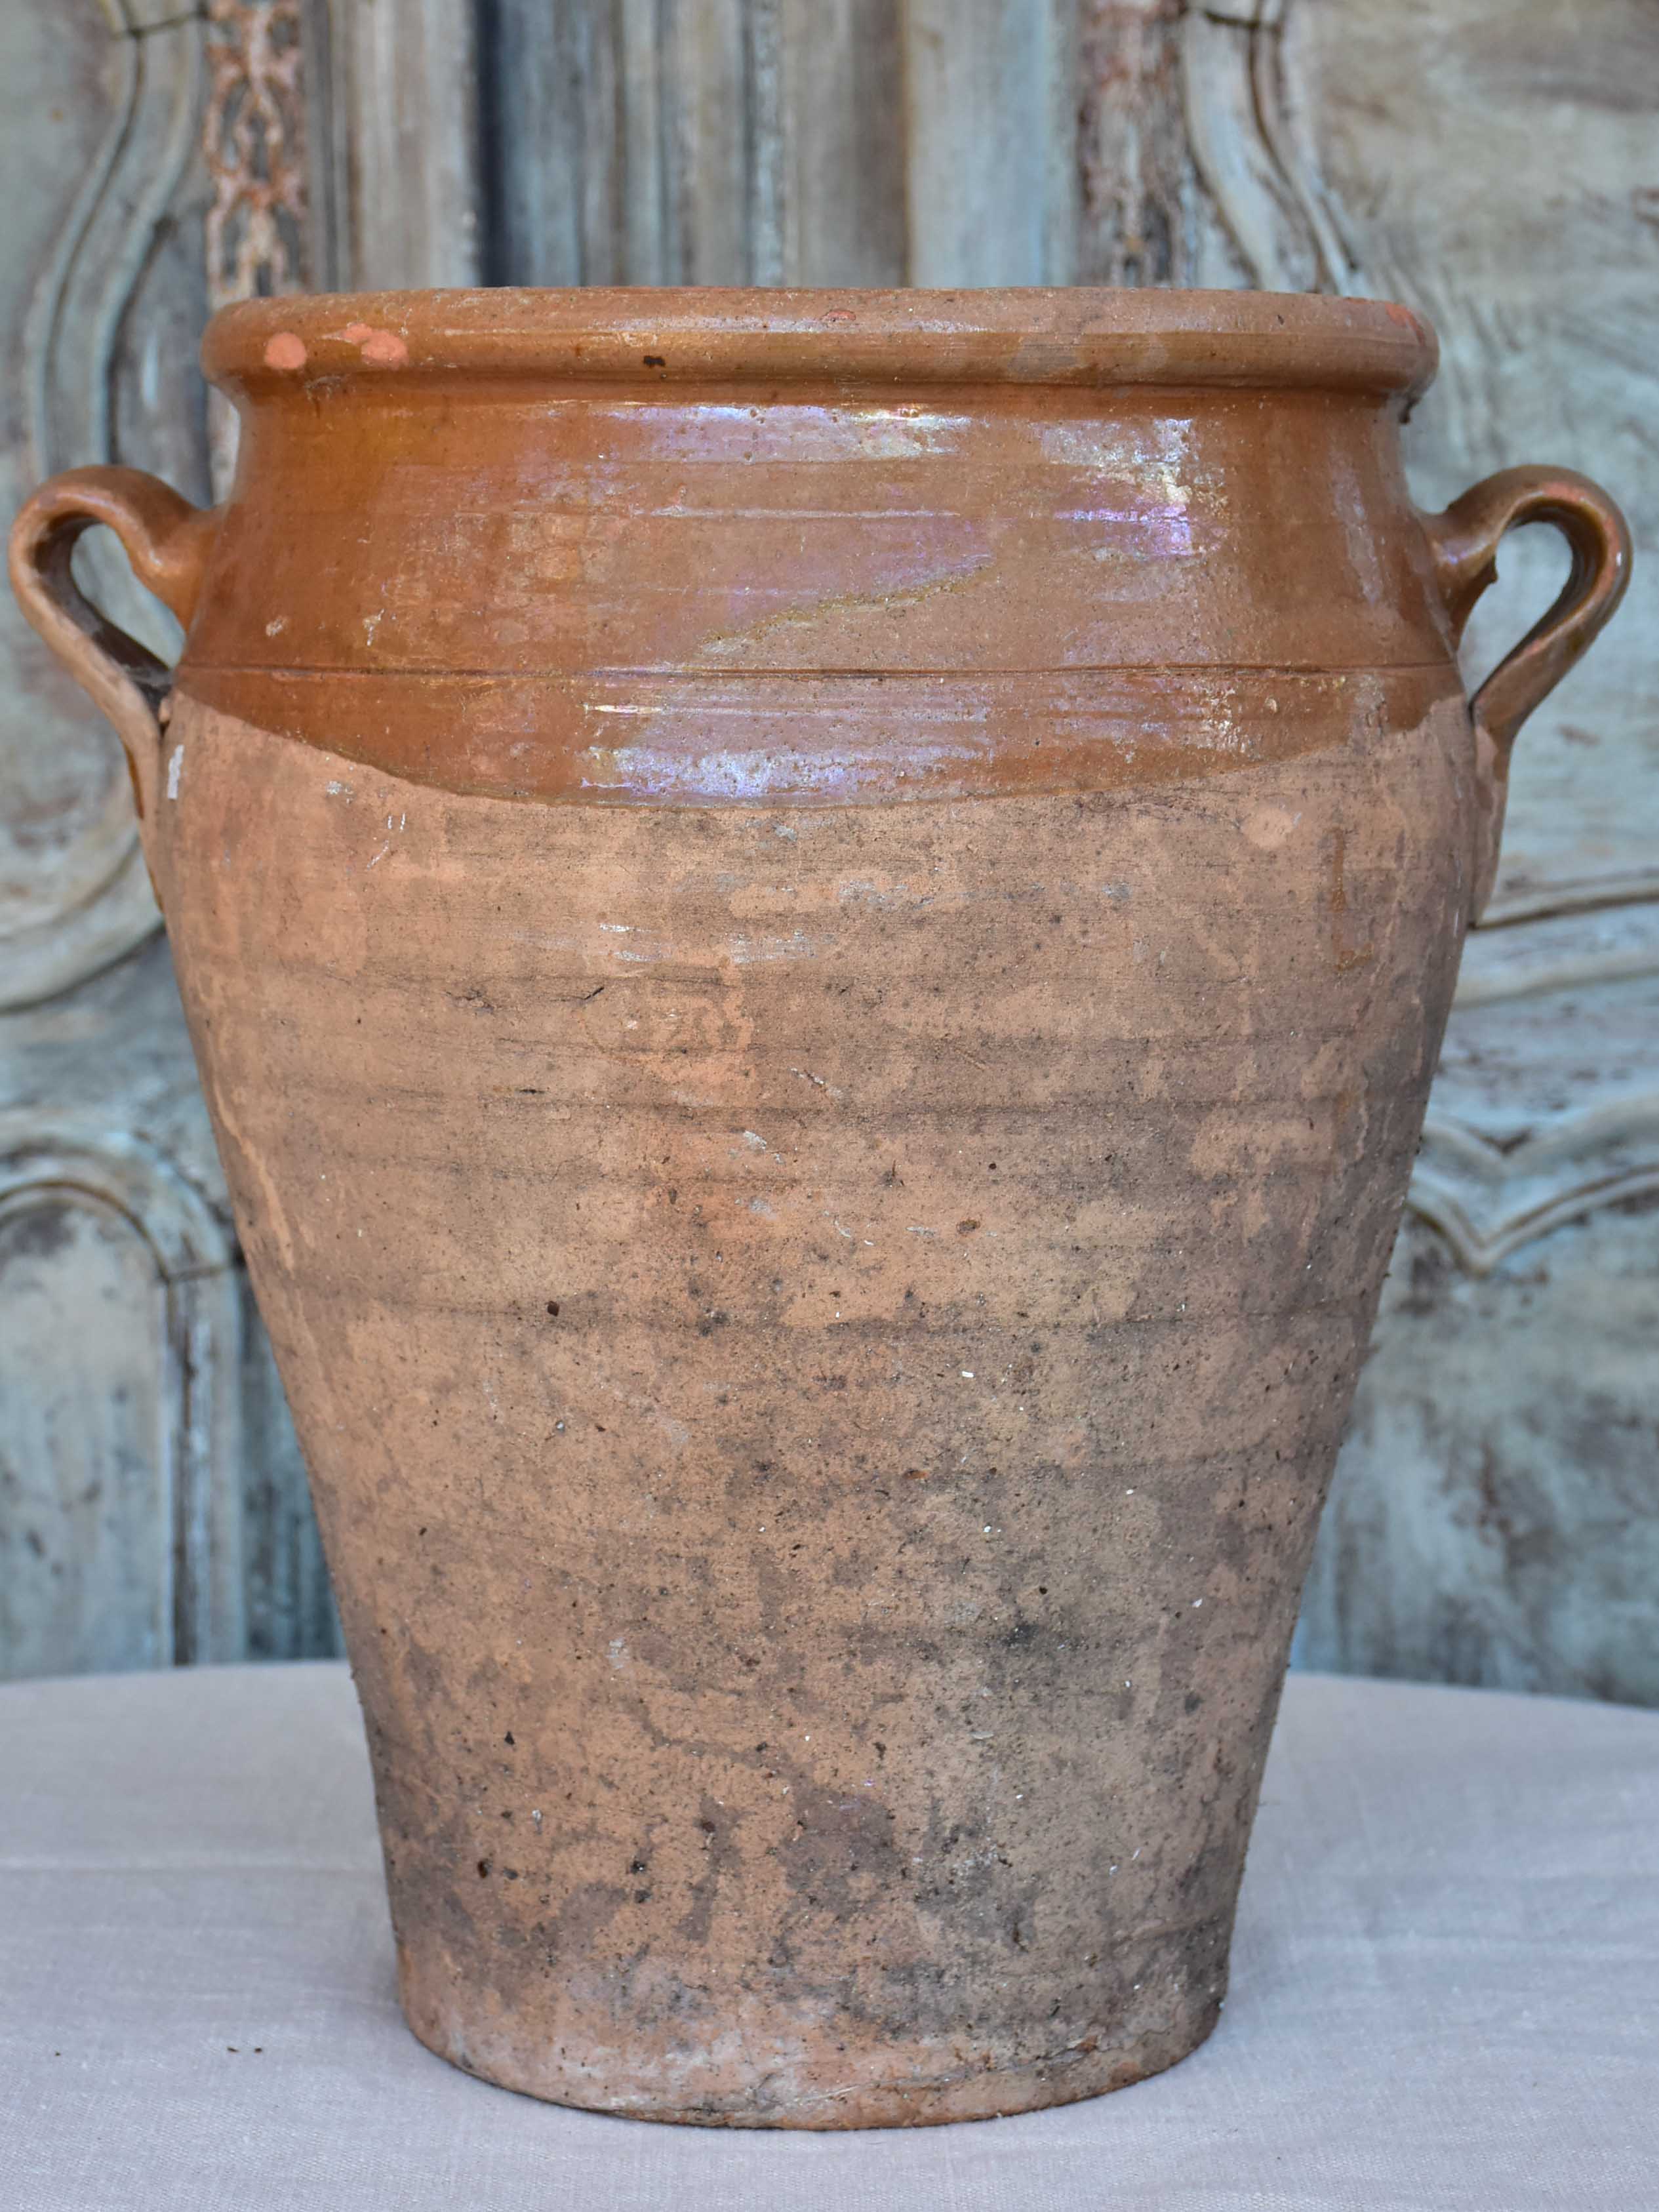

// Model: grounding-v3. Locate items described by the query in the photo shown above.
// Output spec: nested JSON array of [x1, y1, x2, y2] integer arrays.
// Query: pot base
[[405, 1990, 1229, 2123], [397, 1954, 1224, 2129]]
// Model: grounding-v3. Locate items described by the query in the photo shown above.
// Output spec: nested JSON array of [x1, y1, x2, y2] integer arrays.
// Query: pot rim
[[204, 285, 1437, 398]]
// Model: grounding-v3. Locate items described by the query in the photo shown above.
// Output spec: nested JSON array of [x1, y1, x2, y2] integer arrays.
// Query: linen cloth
[[1, 1661, 1653, 2211]]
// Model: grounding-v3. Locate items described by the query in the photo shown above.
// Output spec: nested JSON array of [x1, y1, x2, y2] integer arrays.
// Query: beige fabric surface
[[1, 1661, 1654, 2210]]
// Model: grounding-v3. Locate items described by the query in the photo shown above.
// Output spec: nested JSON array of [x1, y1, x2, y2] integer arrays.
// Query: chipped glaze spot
[[361, 330, 410, 367], [262, 332, 306, 371], [334, 321, 410, 366]]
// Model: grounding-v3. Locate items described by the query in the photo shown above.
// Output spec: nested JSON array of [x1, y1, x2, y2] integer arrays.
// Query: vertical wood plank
[[612, 0, 671, 282], [663, 0, 753, 283], [483, 0, 907, 288], [779, 0, 906, 285], [332, 0, 481, 287], [483, 0, 620, 285], [902, 0, 1077, 285], [745, 0, 788, 283], [486, 0, 769, 286]]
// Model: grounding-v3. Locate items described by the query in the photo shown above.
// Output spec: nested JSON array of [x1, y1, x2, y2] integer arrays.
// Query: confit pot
[[10, 288, 1629, 2128]]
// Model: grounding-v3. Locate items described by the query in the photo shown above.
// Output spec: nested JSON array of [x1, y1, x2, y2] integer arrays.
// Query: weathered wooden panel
[[902, 0, 1076, 284], [1077, 1, 1192, 285], [240, 1271, 341, 1662], [482, 0, 625, 284], [328, 0, 480, 289], [483, 0, 1092, 289], [1287, 0, 1659, 912], [1182, 0, 1361, 295], [1300, 1200, 1659, 1704], [0, 0, 201, 1014], [1301, 906, 1659, 1700], [0, 1113, 245, 1677], [0, 1194, 170, 1676], [0, 1, 338, 1682], [483, 0, 908, 287], [779, 0, 906, 285], [1269, 0, 1659, 1701]]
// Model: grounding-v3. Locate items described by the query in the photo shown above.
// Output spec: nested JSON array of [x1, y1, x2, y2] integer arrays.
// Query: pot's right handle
[[1421, 466, 1631, 919], [8, 465, 219, 826]]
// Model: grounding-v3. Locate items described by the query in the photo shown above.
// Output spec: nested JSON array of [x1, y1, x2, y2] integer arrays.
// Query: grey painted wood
[[328, 0, 481, 289], [1299, 1201, 1659, 1704], [779, 0, 906, 286], [902, 0, 1077, 285], [1260, 0, 1659, 1700], [239, 1272, 341, 1663], [0, 1106, 245, 1676], [0, 1191, 173, 1677], [1, 1, 213, 1678], [1283, 0, 1659, 912], [482, 0, 908, 287], [0, 1, 195, 1014], [0, 1, 340, 1679]]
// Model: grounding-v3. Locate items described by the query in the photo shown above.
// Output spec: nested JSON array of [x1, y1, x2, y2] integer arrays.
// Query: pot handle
[[8, 465, 219, 824], [1421, 466, 1630, 919]]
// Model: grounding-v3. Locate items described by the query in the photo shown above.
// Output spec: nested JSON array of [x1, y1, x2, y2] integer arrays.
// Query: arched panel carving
[[0, 1114, 243, 1676]]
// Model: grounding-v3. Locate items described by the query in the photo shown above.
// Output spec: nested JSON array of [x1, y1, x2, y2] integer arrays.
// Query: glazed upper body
[[175, 288, 1456, 806]]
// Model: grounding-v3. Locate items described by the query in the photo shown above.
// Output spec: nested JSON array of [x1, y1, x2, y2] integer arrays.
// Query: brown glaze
[[9, 288, 1629, 2128]]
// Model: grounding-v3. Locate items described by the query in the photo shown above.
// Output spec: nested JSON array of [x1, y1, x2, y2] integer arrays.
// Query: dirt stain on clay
[[776, 1777, 900, 1920]]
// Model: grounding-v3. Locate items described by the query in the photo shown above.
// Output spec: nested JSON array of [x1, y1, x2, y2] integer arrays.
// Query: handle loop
[[8, 466, 218, 823], [1422, 466, 1630, 919]]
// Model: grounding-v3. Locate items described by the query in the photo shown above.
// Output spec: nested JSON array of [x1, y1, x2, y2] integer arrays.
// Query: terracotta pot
[[10, 289, 1628, 2128]]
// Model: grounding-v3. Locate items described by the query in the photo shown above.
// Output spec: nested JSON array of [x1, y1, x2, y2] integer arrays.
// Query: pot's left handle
[[8, 465, 219, 827], [1421, 466, 1631, 919]]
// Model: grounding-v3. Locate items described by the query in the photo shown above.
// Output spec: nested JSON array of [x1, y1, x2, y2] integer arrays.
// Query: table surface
[[1, 1662, 1654, 2212]]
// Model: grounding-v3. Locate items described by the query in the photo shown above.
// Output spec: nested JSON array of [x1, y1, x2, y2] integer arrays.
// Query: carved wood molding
[[1181, 0, 1658, 1281], [1078, 1, 1196, 285], [0, 1112, 245, 1662], [203, 0, 313, 495], [5, 3, 207, 1011], [1452, 897, 1659, 1011], [1409, 1104, 1659, 1277], [205, 1, 310, 307], [1407, 900, 1659, 1270], [3, 2, 334, 1010], [1180, 0, 1359, 294]]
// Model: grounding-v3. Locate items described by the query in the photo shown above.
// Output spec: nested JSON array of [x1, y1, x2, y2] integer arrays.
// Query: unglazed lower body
[[153, 677, 1469, 2126]]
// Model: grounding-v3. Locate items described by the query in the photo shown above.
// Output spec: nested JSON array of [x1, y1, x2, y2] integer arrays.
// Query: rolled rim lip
[[203, 285, 1438, 397]]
